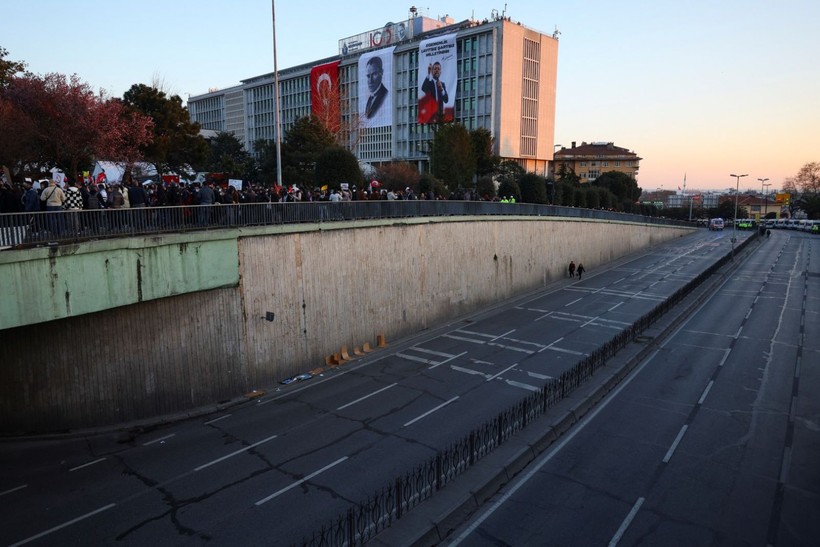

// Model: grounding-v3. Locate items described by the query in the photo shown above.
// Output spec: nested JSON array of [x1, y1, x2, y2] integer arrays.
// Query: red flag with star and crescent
[[310, 61, 340, 133]]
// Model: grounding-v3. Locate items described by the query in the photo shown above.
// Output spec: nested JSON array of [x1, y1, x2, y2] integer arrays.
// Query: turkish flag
[[418, 93, 439, 124], [310, 61, 340, 132]]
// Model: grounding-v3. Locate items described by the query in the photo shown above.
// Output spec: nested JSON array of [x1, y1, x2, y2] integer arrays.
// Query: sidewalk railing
[[0, 201, 691, 250]]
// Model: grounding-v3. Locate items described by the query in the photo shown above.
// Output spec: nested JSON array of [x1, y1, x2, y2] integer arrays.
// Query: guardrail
[[296, 230, 758, 546], [0, 201, 691, 250]]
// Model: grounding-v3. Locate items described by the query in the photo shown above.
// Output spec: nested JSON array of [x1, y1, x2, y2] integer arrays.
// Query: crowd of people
[[0, 175, 510, 240]]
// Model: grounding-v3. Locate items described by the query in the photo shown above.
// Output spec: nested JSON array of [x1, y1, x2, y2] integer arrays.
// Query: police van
[[709, 218, 725, 231]]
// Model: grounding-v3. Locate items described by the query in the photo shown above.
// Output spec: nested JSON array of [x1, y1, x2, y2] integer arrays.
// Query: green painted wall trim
[[2, 233, 239, 329]]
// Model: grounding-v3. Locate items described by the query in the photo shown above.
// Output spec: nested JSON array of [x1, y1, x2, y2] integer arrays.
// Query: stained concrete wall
[[0, 217, 692, 433]]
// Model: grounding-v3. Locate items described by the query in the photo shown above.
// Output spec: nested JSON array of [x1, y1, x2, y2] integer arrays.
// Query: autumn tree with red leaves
[[0, 71, 152, 181]]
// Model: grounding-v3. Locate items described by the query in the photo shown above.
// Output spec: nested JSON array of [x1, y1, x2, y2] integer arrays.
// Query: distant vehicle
[[709, 218, 725, 231]]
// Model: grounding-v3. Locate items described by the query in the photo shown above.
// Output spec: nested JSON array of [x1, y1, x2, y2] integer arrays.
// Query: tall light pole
[[730, 173, 748, 259], [271, 1, 283, 189], [758, 177, 770, 222]]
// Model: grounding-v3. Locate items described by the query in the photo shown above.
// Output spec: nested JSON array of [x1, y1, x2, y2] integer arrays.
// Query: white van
[[709, 218, 725, 231]]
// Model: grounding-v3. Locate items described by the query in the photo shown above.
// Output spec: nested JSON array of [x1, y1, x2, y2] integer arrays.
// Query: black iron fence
[[0, 201, 691, 249], [296, 231, 758, 547]]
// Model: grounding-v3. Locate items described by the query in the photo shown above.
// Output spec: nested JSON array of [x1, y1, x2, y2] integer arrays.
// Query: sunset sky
[[4, 0, 818, 192]]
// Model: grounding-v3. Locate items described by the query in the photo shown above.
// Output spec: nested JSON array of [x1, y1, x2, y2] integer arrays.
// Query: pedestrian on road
[[577, 263, 586, 280], [568, 261, 576, 278]]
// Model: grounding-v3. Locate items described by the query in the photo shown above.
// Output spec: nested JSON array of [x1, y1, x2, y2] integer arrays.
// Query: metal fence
[[0, 201, 691, 250], [296, 231, 758, 547]]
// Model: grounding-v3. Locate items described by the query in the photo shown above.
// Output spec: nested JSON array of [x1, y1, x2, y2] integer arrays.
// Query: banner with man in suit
[[418, 33, 457, 124], [359, 47, 395, 128]]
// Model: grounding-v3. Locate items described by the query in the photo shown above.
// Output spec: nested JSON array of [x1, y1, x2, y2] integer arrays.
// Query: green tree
[[793, 162, 820, 195], [315, 145, 362, 189], [122, 83, 207, 179], [280, 115, 335, 188], [471, 127, 499, 176], [419, 173, 446, 198], [476, 175, 495, 200], [519, 172, 548, 204], [585, 187, 600, 209], [555, 180, 577, 206], [203, 131, 252, 178], [430, 123, 475, 191], [556, 162, 581, 185], [592, 171, 642, 203], [495, 160, 525, 201]]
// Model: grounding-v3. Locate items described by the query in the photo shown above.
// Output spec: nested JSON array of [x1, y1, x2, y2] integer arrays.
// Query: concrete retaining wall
[[0, 217, 692, 433]]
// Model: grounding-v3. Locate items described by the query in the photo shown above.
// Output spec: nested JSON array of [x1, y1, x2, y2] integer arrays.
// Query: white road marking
[[486, 363, 520, 382], [69, 457, 106, 472], [527, 371, 553, 380], [503, 380, 539, 392], [403, 396, 459, 427], [565, 297, 583, 307], [255, 457, 348, 506], [663, 424, 688, 463], [411, 347, 459, 358], [697, 381, 714, 405], [428, 351, 468, 370], [143, 433, 175, 446], [0, 484, 27, 497], [194, 433, 279, 471], [397, 352, 439, 365], [450, 365, 491, 378], [608, 497, 645, 546], [336, 383, 398, 410], [609, 302, 624, 312], [204, 414, 232, 425], [10, 503, 116, 546]]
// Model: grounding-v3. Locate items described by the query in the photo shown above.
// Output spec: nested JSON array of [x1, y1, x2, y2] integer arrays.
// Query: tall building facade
[[187, 12, 559, 176]]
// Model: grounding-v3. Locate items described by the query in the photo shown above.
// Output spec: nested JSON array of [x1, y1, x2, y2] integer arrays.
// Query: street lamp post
[[730, 173, 748, 259], [758, 177, 770, 222]]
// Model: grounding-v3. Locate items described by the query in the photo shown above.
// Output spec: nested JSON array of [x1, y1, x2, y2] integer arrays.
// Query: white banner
[[417, 33, 457, 124], [358, 47, 395, 128]]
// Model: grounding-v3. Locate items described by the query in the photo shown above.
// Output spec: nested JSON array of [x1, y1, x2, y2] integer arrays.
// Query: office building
[[187, 9, 559, 176]]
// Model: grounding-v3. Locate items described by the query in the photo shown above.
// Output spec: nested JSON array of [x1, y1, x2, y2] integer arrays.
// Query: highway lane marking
[[609, 496, 645, 547], [69, 457, 107, 472], [503, 380, 539, 392], [450, 365, 490, 378], [403, 396, 459, 427], [427, 351, 467, 370], [444, 333, 489, 344], [336, 383, 398, 410], [608, 302, 625, 312], [9, 503, 116, 547], [697, 381, 714, 405], [203, 414, 232, 425], [0, 484, 27, 497], [527, 371, 553, 380], [486, 342, 535, 354], [412, 347, 460, 358], [564, 297, 583, 307], [143, 433, 176, 446], [447, 350, 662, 546], [662, 424, 688, 463], [456, 329, 496, 339], [194, 433, 279, 471], [485, 363, 520, 382], [255, 456, 348, 506], [718, 348, 731, 368], [397, 352, 440, 365]]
